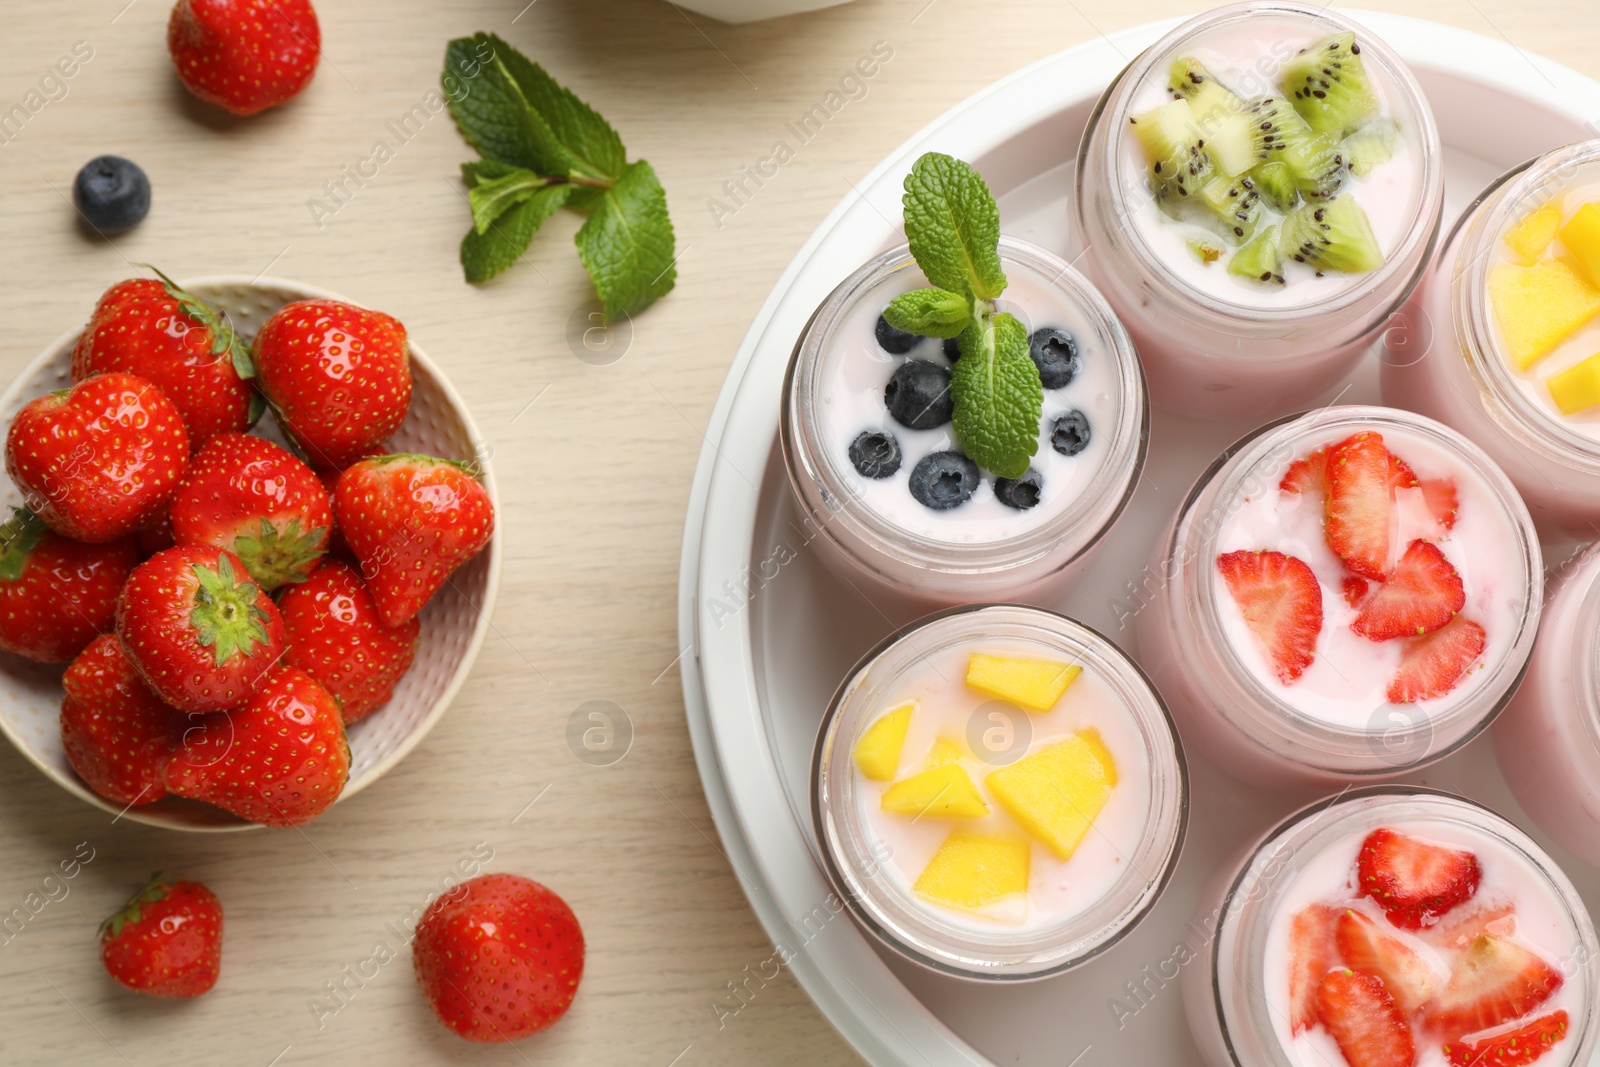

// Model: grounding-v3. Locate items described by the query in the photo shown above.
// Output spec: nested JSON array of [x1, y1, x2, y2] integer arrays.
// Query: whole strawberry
[[116, 545, 285, 714], [335, 455, 493, 627], [165, 665, 347, 826], [254, 300, 411, 469], [280, 559, 419, 722], [6, 372, 189, 543], [0, 508, 139, 663], [62, 635, 190, 807], [100, 874, 222, 998], [72, 274, 257, 447], [169, 433, 331, 590], [167, 0, 320, 116], [413, 874, 584, 1042]]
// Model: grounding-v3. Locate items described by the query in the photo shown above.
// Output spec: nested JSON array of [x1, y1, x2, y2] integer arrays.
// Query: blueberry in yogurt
[[993, 468, 1044, 510], [909, 452, 979, 510], [875, 313, 922, 355], [1029, 327, 1080, 389], [1050, 410, 1093, 456], [849, 431, 902, 479], [885, 360, 953, 430]]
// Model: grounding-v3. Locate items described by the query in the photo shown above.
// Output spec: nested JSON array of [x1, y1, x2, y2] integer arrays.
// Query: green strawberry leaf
[[188, 555, 273, 667], [487, 33, 627, 182], [444, 34, 575, 175], [902, 153, 1007, 302], [461, 185, 574, 284], [140, 264, 253, 379], [950, 311, 1040, 479], [98, 873, 167, 941], [574, 160, 675, 321], [0, 508, 44, 582], [883, 287, 972, 339]]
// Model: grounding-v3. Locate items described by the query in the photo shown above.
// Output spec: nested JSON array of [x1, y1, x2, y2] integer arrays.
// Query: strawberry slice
[[1425, 935, 1563, 1038], [1343, 576, 1370, 609], [1420, 479, 1460, 531], [1428, 904, 1517, 953], [1387, 616, 1488, 704], [1352, 540, 1466, 641], [1288, 903, 1341, 1034], [1442, 1009, 1569, 1067], [1359, 828, 1482, 930], [1336, 909, 1439, 1013], [1387, 451, 1419, 491], [1282, 447, 1331, 497], [1316, 969, 1417, 1067], [1327, 432, 1394, 581], [1216, 550, 1324, 684]]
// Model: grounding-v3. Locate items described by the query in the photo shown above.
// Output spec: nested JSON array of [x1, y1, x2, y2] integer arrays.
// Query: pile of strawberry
[[1217, 430, 1485, 704], [1288, 828, 1569, 1067], [2, 271, 493, 827]]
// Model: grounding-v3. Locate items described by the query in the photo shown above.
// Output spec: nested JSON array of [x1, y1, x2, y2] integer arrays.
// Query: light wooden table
[[0, 1, 1592, 1064]]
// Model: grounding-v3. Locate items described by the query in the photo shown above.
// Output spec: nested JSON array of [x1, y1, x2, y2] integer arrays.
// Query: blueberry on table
[[875, 313, 922, 355], [72, 156, 151, 233], [909, 452, 979, 511], [1028, 327, 1080, 389], [885, 360, 953, 430], [1050, 410, 1092, 456], [849, 431, 902, 479], [993, 469, 1043, 510]]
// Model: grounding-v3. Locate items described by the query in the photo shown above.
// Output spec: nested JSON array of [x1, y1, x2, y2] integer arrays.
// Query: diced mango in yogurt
[[965, 653, 1081, 712], [923, 736, 963, 769], [985, 729, 1118, 860], [881, 763, 989, 819], [1548, 352, 1600, 413], [852, 702, 913, 781], [1503, 202, 1562, 264], [1489, 259, 1600, 369], [1559, 202, 1600, 288], [913, 830, 1030, 911]]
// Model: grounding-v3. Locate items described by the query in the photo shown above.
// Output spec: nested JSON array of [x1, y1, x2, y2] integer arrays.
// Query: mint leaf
[[468, 167, 552, 234], [883, 288, 971, 339], [487, 34, 626, 181], [461, 185, 573, 284], [575, 160, 675, 320], [444, 35, 573, 175], [950, 312, 1040, 479], [902, 153, 1007, 302], [461, 160, 525, 186]]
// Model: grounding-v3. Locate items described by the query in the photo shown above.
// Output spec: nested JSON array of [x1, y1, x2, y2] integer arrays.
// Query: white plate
[[678, 13, 1600, 1066], [0, 277, 501, 832]]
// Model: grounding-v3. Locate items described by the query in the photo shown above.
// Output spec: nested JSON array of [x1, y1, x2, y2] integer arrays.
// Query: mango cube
[[985, 729, 1118, 860], [1504, 202, 1563, 263], [913, 830, 1030, 911], [1560, 202, 1600, 288], [1548, 352, 1600, 414], [923, 736, 963, 770], [965, 653, 1081, 712], [881, 763, 989, 819], [1489, 259, 1600, 369], [853, 702, 913, 781]]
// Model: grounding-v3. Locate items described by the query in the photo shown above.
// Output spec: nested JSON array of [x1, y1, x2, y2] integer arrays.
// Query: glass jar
[[811, 604, 1187, 980], [1075, 1, 1444, 420], [1134, 405, 1541, 789], [780, 237, 1147, 610]]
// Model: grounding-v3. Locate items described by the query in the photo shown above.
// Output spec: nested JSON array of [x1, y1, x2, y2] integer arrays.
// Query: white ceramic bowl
[[0, 276, 501, 832]]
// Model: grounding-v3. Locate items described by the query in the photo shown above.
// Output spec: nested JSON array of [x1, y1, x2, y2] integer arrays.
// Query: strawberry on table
[[6, 372, 189, 543], [115, 545, 285, 714], [334, 454, 494, 628], [1351, 539, 1466, 641], [168, 0, 320, 116], [254, 299, 411, 469], [165, 665, 347, 827], [71, 274, 257, 447], [280, 559, 419, 722], [413, 874, 584, 1042], [1288, 903, 1341, 1034], [0, 508, 139, 663], [1358, 828, 1482, 930], [1335, 908, 1438, 1013], [99, 874, 222, 998], [62, 635, 189, 807], [1425, 934, 1564, 1038], [1326, 431, 1394, 581], [168, 432, 331, 590], [1315, 968, 1416, 1067], [1216, 550, 1324, 684], [1387, 616, 1487, 705], [1442, 1009, 1569, 1067]]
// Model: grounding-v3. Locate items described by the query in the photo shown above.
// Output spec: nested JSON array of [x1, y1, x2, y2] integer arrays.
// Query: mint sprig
[[897, 153, 1039, 479], [444, 33, 675, 320]]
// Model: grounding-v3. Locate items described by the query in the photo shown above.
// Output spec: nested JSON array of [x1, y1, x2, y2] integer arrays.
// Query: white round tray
[[678, 12, 1600, 1065]]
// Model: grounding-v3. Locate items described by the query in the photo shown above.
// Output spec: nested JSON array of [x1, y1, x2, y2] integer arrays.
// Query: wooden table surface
[[0, 1, 1594, 1064]]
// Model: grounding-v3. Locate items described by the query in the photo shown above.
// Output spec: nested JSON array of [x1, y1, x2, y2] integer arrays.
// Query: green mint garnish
[[897, 152, 1040, 479], [444, 33, 675, 320]]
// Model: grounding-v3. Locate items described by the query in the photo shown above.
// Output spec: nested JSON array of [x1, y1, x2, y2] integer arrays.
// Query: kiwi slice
[[1167, 58, 1261, 178], [1130, 99, 1212, 202], [1280, 32, 1381, 135], [1187, 238, 1225, 265], [1250, 161, 1299, 212], [1229, 225, 1285, 285], [1279, 196, 1383, 274], [1343, 119, 1398, 177], [1275, 130, 1346, 200], [1197, 174, 1264, 244]]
